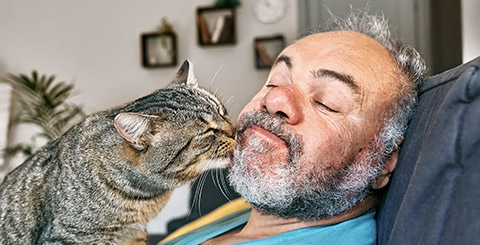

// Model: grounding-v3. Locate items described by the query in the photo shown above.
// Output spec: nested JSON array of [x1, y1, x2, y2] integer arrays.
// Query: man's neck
[[204, 194, 376, 245]]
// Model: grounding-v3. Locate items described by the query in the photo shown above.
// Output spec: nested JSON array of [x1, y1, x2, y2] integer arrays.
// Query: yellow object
[[160, 198, 250, 243]]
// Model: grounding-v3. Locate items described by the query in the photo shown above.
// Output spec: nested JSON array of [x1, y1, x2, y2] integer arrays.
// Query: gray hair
[[301, 9, 427, 165]]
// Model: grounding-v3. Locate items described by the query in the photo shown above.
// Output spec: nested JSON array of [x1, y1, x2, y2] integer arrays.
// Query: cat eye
[[203, 128, 220, 135]]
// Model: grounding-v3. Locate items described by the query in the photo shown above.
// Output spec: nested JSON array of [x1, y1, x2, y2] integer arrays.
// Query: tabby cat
[[0, 60, 236, 244]]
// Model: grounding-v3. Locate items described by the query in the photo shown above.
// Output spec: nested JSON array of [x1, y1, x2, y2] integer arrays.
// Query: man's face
[[229, 31, 407, 219]]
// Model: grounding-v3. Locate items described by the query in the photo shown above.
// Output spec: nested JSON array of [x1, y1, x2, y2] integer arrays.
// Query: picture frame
[[141, 32, 177, 68], [196, 6, 236, 46], [253, 35, 285, 69]]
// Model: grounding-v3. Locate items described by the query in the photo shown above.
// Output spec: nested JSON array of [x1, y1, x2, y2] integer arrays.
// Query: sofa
[[377, 56, 480, 244]]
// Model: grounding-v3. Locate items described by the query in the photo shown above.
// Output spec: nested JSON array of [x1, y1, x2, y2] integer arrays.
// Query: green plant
[[215, 0, 240, 8], [1, 70, 85, 159]]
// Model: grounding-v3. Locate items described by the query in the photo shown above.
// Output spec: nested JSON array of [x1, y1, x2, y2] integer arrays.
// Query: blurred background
[[0, 0, 478, 243]]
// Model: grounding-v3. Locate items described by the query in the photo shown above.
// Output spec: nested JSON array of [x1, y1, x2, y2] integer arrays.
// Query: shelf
[[196, 6, 236, 46], [141, 32, 177, 68], [253, 35, 285, 69]]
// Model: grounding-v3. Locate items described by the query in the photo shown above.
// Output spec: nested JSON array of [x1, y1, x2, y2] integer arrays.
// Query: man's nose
[[260, 85, 303, 125]]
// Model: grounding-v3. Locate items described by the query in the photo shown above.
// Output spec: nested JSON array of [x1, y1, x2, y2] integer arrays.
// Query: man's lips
[[249, 125, 287, 146]]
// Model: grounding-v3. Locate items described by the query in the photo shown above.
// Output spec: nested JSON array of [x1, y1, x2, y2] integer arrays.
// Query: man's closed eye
[[314, 101, 339, 113]]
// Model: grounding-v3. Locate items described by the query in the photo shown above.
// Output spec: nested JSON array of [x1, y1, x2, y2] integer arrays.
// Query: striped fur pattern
[[0, 61, 236, 244]]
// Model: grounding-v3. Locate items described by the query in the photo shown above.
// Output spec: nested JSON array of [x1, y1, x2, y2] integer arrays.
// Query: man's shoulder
[[246, 210, 376, 245], [160, 204, 376, 245]]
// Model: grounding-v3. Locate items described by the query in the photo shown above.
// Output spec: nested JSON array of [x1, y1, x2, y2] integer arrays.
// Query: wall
[[462, 0, 480, 62], [299, 0, 417, 45], [429, 0, 463, 74], [0, 84, 10, 161], [0, 0, 298, 235], [298, 0, 431, 70]]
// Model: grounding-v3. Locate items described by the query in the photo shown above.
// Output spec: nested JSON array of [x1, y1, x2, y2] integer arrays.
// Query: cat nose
[[225, 123, 236, 139], [260, 85, 303, 125]]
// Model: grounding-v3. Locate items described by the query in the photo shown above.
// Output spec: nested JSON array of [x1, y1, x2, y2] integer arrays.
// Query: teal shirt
[[161, 209, 376, 245]]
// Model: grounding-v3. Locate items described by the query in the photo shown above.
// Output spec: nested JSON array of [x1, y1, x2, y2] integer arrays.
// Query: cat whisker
[[219, 91, 228, 101], [188, 175, 203, 217], [217, 92, 234, 112], [225, 96, 235, 107], [210, 64, 225, 87], [213, 168, 232, 202], [196, 171, 209, 216], [214, 86, 222, 97], [188, 177, 200, 217], [219, 168, 234, 200], [189, 171, 208, 217], [207, 154, 233, 202]]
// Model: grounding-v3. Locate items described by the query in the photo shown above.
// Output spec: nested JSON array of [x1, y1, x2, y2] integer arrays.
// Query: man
[[162, 9, 426, 245]]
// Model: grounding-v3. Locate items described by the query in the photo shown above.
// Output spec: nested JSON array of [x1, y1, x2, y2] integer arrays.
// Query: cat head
[[113, 60, 236, 185]]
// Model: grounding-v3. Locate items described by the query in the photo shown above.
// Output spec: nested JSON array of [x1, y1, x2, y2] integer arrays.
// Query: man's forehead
[[286, 31, 392, 64], [280, 31, 398, 87], [295, 31, 387, 50]]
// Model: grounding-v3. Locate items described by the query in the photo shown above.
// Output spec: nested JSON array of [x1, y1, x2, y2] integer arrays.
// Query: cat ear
[[114, 113, 152, 151], [168, 60, 198, 87]]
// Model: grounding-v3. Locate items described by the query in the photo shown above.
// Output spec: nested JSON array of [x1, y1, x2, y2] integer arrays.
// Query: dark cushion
[[377, 56, 480, 244]]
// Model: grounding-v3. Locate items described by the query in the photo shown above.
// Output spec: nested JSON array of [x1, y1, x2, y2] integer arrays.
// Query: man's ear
[[371, 150, 398, 189]]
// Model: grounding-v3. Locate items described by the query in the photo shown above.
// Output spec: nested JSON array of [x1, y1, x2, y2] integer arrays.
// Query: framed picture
[[141, 32, 177, 68], [196, 6, 236, 46], [253, 35, 285, 69]]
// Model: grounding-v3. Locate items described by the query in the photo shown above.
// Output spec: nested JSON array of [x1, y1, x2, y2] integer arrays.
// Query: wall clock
[[253, 0, 288, 24]]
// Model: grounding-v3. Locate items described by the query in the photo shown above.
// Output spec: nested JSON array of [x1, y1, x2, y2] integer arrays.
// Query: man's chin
[[232, 147, 289, 176]]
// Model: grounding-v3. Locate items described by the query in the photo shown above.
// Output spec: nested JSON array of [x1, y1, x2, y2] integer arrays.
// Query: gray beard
[[228, 111, 384, 220]]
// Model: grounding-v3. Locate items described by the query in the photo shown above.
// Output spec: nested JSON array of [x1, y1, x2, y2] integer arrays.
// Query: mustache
[[236, 110, 303, 163]]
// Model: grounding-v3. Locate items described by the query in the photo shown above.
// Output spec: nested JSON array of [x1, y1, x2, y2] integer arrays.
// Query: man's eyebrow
[[274, 55, 292, 69], [312, 69, 360, 94]]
